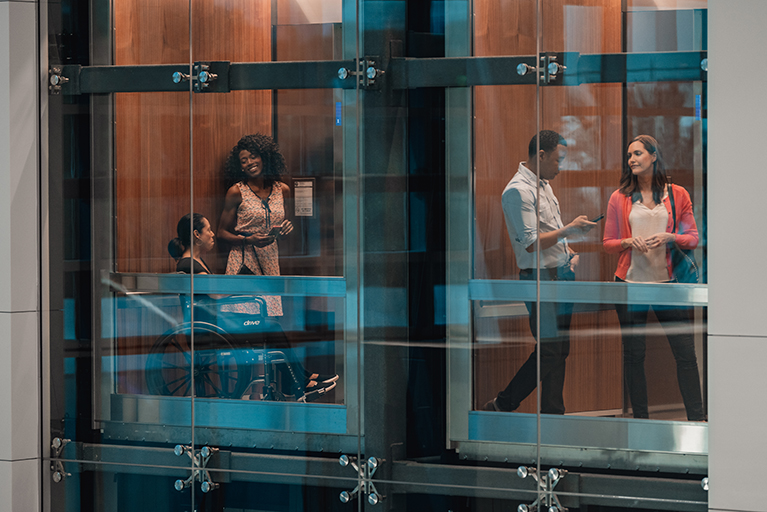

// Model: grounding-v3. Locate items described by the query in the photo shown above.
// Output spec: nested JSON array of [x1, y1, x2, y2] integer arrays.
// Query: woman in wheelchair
[[164, 213, 338, 402]]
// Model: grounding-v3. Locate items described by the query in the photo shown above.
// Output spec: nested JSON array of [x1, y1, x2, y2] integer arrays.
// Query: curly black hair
[[224, 133, 287, 187]]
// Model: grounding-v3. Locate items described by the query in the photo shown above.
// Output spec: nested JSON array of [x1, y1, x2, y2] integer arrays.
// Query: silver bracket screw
[[172, 445, 219, 493], [49, 68, 70, 94], [50, 438, 72, 483], [517, 466, 568, 512], [338, 454, 385, 505]]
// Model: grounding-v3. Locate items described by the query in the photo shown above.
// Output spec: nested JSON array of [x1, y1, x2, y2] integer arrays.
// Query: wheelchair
[[145, 295, 298, 400]]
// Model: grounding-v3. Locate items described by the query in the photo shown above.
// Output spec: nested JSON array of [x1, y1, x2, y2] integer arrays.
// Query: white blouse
[[625, 201, 670, 283]]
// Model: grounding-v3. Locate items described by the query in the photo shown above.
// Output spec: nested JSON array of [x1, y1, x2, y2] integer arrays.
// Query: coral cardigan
[[602, 184, 699, 281]]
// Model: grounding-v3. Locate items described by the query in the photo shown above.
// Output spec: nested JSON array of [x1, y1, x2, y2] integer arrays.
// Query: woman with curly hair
[[217, 133, 294, 316], [217, 134, 338, 401]]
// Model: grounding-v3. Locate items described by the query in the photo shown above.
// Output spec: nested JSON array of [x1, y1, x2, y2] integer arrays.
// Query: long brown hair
[[619, 134, 667, 204]]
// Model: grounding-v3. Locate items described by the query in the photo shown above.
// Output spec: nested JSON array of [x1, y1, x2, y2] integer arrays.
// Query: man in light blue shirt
[[485, 130, 596, 414]]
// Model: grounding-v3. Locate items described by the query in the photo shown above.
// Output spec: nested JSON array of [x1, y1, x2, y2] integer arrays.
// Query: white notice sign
[[294, 179, 314, 217]]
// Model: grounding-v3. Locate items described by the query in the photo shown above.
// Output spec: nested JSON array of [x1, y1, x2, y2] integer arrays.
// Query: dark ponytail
[[168, 213, 207, 260]]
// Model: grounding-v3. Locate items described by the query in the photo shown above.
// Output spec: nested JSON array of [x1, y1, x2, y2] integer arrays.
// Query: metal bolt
[[701, 58, 708, 72], [368, 492, 381, 505], [517, 466, 528, 479], [174, 479, 186, 491], [701, 477, 709, 491], [201, 481, 219, 493], [172, 72, 190, 84], [199, 71, 217, 83], [547, 62, 565, 76], [517, 63, 534, 76], [339, 491, 352, 503]]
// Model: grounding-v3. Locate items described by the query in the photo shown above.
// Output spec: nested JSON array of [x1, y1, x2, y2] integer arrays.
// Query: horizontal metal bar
[[229, 61, 356, 90], [563, 51, 707, 85], [389, 462, 706, 510], [101, 421, 359, 454], [469, 412, 707, 454], [389, 56, 538, 88], [575, 473, 707, 511], [53, 443, 706, 509], [77, 64, 191, 94], [60, 51, 706, 95], [391, 51, 706, 89], [111, 394, 348, 434], [62, 444, 358, 484], [106, 272, 347, 297], [389, 462, 541, 499], [468, 280, 708, 306], [64, 61, 357, 94]]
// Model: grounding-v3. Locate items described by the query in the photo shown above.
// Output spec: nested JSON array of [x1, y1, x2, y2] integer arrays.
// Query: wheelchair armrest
[[194, 295, 268, 309]]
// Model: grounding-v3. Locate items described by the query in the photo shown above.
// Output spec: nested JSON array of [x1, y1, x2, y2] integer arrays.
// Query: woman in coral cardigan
[[603, 135, 705, 421]]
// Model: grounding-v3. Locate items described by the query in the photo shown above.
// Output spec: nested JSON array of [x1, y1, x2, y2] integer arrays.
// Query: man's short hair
[[528, 130, 567, 159]]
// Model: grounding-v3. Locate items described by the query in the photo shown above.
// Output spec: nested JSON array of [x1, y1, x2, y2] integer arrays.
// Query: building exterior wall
[[0, 0, 42, 510], [708, 1, 767, 511]]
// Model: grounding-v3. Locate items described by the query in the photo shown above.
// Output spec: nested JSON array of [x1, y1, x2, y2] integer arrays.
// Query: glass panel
[[458, 0, 708, 505], [186, 0, 358, 485], [45, 0, 196, 481], [47, 465, 196, 512]]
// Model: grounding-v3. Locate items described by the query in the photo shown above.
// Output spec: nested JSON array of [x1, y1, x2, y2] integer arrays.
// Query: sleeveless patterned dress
[[223, 181, 284, 316]]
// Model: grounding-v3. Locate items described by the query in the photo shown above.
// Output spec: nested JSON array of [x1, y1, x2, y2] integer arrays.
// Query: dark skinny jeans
[[495, 265, 574, 414], [614, 281, 705, 421]]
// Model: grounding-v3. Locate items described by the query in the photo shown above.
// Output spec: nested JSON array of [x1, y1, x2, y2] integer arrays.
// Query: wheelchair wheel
[[146, 322, 252, 399]]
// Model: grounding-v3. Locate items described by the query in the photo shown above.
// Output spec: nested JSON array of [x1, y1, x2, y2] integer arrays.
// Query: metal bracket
[[173, 445, 220, 493], [337, 58, 384, 90], [50, 438, 72, 482], [540, 53, 566, 85], [338, 455, 385, 505], [48, 67, 70, 95], [516, 466, 569, 512], [171, 62, 230, 93]]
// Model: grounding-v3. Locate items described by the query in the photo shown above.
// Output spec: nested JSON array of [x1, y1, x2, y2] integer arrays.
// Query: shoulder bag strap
[[667, 184, 678, 233]]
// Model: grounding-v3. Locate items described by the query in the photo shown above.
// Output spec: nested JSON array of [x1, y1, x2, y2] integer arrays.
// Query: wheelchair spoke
[[195, 353, 214, 368], [169, 337, 192, 363], [164, 374, 191, 387], [169, 375, 192, 395], [201, 375, 223, 395], [161, 361, 187, 370]]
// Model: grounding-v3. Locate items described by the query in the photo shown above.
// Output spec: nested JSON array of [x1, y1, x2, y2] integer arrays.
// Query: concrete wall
[[708, 1, 767, 511], [0, 0, 42, 510]]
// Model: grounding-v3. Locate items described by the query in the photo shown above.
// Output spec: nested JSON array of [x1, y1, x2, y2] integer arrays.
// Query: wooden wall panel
[[274, 24, 342, 277], [114, 0, 272, 274], [473, 1, 625, 416], [473, 2, 702, 419], [473, 309, 623, 414]]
